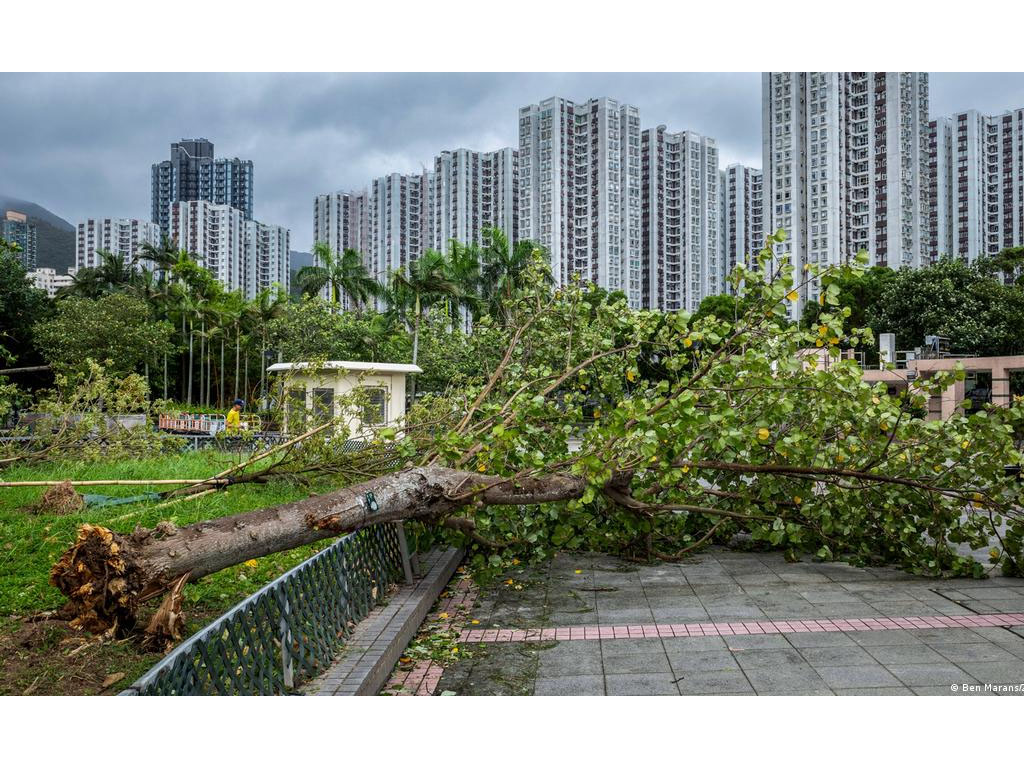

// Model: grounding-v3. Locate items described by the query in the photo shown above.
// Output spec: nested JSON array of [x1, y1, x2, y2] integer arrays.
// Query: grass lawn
[[0, 449, 346, 695]]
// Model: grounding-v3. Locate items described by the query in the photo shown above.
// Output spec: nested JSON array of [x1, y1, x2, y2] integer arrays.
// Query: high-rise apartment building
[[721, 163, 764, 279], [762, 72, 930, 312], [928, 106, 1024, 262], [76, 217, 160, 271], [171, 201, 289, 299], [245, 220, 290, 298], [311, 190, 370, 308], [367, 172, 432, 289], [928, 111, 988, 261], [983, 107, 1024, 257], [641, 126, 721, 312], [152, 138, 254, 238], [518, 96, 643, 307], [313, 191, 369, 259], [171, 201, 246, 292], [430, 147, 517, 254], [928, 116, 955, 260], [2, 211, 37, 269]]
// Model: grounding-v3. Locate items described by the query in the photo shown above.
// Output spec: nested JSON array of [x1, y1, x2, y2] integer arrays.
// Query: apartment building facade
[[762, 72, 930, 314], [312, 190, 370, 307], [75, 217, 160, 271], [430, 147, 517, 254], [928, 106, 1024, 262], [171, 201, 289, 299], [245, 220, 290, 298], [2, 211, 37, 269], [641, 126, 721, 312], [152, 138, 254, 238], [721, 163, 764, 278], [518, 96, 643, 307], [28, 267, 76, 298], [366, 172, 432, 297]]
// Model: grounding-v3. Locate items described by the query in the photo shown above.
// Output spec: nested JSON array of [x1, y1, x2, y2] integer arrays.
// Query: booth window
[[312, 388, 335, 422], [358, 387, 387, 425]]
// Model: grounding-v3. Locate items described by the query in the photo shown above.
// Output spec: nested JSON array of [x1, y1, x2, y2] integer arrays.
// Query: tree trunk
[[220, 337, 225, 408], [259, 341, 266, 407], [163, 352, 168, 401], [50, 466, 586, 633], [409, 295, 421, 403], [235, 329, 241, 401], [187, 323, 194, 405], [199, 320, 206, 407]]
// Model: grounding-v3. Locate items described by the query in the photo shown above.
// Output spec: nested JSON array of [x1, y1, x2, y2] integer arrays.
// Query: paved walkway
[[425, 548, 1024, 695]]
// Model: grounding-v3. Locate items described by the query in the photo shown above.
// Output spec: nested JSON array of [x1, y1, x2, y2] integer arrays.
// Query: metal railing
[[121, 522, 413, 696]]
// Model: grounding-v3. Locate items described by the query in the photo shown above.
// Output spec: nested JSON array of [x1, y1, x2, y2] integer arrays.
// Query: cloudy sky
[[2, 72, 1023, 251]]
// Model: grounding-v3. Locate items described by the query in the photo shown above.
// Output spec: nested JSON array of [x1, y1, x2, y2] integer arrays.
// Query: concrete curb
[[305, 547, 464, 696]]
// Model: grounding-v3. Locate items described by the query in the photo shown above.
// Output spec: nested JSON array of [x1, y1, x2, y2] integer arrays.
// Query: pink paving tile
[[570, 627, 585, 640], [700, 623, 721, 636], [541, 628, 556, 641], [742, 622, 765, 634], [729, 623, 750, 635]]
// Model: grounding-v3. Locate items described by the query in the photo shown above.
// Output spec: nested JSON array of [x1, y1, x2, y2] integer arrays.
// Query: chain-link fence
[[121, 522, 411, 695]]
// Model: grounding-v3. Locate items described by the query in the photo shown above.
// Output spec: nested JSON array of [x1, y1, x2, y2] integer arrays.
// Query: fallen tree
[[49, 237, 1024, 636]]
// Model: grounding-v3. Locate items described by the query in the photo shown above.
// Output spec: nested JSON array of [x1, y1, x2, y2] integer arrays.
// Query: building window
[[358, 386, 388, 425], [312, 388, 335, 423]]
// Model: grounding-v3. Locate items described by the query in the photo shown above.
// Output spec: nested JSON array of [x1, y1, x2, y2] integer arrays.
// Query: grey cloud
[[0, 72, 1020, 250]]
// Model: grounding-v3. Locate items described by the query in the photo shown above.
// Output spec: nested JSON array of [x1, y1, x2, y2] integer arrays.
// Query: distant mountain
[[290, 250, 313, 270], [0, 194, 76, 272]]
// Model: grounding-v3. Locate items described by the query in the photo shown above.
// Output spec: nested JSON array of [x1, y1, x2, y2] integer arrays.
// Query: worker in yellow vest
[[226, 399, 244, 435]]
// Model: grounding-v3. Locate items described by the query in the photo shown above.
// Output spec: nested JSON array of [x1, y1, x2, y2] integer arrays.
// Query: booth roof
[[266, 361, 423, 374]]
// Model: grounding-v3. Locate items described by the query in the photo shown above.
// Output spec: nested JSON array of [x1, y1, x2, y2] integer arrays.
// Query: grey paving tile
[[666, 650, 741, 673], [650, 609, 713, 623], [722, 634, 792, 650], [537, 650, 603, 677], [885, 663, 977, 687], [955, 661, 1024, 685], [703, 606, 769, 620], [833, 687, 914, 695], [742, 663, 830, 694], [594, 608, 655, 624], [851, 630, 924, 646], [956, 587, 1023, 600], [733, 648, 807, 669], [814, 664, 902, 689], [534, 675, 605, 696], [599, 638, 664, 654], [660, 636, 728, 652], [929, 643, 1020, 664], [733, 573, 785, 585], [675, 668, 755, 695], [864, 644, 947, 665], [905, 628, 987, 644], [970, 598, 1024, 612], [798, 645, 877, 666], [602, 651, 671, 675], [605, 673, 679, 695], [545, 611, 598, 626]]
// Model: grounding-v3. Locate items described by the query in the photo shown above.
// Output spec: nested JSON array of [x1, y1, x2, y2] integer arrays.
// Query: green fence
[[121, 522, 411, 695]]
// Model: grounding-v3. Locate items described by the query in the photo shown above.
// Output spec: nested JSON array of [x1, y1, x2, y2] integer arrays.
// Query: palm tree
[[480, 227, 551, 322], [445, 240, 483, 327], [388, 249, 463, 400], [296, 243, 380, 312], [248, 288, 287, 406]]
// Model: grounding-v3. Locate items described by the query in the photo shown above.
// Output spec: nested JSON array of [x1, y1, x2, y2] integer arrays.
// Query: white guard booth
[[266, 360, 422, 436]]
